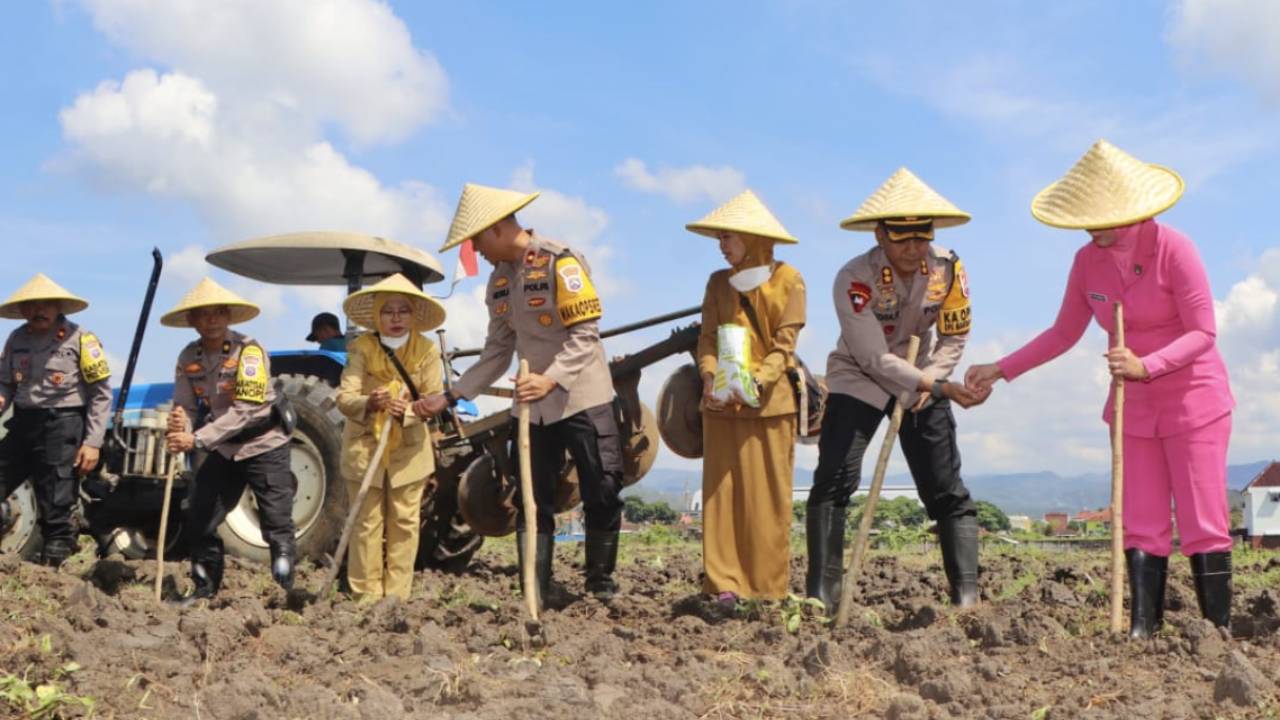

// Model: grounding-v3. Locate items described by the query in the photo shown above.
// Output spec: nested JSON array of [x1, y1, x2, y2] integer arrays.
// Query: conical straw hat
[[161, 278, 260, 328], [685, 189, 798, 244], [343, 273, 446, 333], [1031, 139, 1184, 230], [0, 273, 89, 319], [840, 168, 971, 231], [440, 183, 540, 252]]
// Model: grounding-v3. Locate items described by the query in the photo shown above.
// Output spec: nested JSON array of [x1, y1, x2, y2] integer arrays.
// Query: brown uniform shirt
[[0, 318, 112, 447], [826, 244, 971, 409], [172, 330, 288, 461], [452, 233, 614, 425]]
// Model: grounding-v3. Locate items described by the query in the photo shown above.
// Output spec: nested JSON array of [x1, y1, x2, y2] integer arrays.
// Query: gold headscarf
[[734, 234, 776, 271]]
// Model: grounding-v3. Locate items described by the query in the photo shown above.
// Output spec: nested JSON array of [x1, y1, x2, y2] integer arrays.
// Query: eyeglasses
[[379, 307, 414, 318], [885, 236, 933, 246]]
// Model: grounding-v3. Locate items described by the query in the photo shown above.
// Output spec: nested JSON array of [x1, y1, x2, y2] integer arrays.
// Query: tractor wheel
[[0, 481, 42, 562], [218, 374, 346, 563], [416, 473, 484, 572]]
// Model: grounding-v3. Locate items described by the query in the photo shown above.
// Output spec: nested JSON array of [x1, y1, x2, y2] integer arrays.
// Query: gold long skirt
[[701, 412, 795, 599]]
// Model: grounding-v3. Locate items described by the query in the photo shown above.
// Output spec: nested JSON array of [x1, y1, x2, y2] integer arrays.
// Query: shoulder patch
[[234, 345, 268, 403], [555, 255, 602, 327], [79, 332, 111, 384], [937, 259, 971, 336]]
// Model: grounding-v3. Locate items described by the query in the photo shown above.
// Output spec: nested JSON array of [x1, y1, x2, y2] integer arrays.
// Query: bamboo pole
[[516, 360, 539, 621], [1110, 302, 1126, 634], [320, 389, 406, 598], [835, 335, 921, 628], [154, 453, 182, 603]]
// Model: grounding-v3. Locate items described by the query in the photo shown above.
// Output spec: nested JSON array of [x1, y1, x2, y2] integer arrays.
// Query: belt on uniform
[[13, 406, 84, 417]]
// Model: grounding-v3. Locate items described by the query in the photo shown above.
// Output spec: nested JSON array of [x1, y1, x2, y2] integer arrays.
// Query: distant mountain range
[[630, 459, 1276, 518]]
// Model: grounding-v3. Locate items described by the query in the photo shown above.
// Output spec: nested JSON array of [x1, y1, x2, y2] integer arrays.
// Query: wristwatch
[[930, 379, 948, 400], [444, 389, 459, 408], [193, 434, 206, 451]]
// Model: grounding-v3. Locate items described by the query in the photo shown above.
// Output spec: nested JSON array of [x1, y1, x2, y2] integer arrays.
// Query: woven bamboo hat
[[161, 278, 260, 328], [686, 189, 799, 244], [840, 168, 971, 231], [1031, 139, 1184, 230], [440, 183, 540, 252], [0, 273, 89, 319], [342, 273, 446, 333]]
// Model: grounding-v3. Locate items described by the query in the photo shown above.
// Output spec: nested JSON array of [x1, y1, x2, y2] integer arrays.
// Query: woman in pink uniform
[[966, 140, 1234, 638]]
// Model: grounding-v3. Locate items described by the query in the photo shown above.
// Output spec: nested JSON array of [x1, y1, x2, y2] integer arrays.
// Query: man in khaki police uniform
[[421, 183, 622, 606], [806, 169, 989, 614], [0, 274, 112, 566], [162, 278, 297, 601]]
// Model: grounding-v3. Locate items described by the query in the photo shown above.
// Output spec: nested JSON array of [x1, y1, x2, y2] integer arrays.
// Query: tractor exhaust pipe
[[112, 248, 163, 441]]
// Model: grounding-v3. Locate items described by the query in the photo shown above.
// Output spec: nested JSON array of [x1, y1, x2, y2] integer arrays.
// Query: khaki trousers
[[346, 475, 425, 600]]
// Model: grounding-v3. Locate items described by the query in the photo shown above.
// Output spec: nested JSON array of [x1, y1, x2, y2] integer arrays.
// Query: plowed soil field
[[2, 533, 1278, 719]]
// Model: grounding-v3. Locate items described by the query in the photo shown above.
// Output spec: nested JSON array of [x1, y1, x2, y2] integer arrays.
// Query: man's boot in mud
[[938, 515, 980, 608], [804, 502, 845, 616], [1125, 549, 1168, 639], [584, 531, 620, 602], [40, 538, 73, 568], [172, 558, 223, 607], [270, 542, 296, 592], [1190, 551, 1232, 631]]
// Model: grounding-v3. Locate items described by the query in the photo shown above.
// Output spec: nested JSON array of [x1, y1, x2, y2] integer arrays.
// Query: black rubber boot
[[584, 531, 620, 601], [1125, 549, 1168, 639], [938, 515, 980, 608], [172, 559, 222, 607], [40, 538, 73, 568], [805, 503, 845, 616], [1190, 551, 1232, 630], [271, 547, 296, 592]]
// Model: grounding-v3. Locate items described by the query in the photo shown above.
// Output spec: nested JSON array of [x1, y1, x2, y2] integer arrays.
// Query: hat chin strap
[[728, 265, 772, 292]]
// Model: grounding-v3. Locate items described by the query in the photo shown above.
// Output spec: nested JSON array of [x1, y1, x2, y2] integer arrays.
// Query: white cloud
[[614, 158, 746, 205], [77, 0, 449, 144], [1169, 0, 1280, 103], [1213, 248, 1280, 461], [57, 69, 452, 246]]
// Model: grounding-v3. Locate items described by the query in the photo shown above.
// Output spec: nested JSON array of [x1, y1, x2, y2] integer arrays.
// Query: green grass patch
[[997, 571, 1039, 601]]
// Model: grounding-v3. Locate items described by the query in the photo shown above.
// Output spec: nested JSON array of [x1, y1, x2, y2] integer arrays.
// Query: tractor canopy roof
[[206, 231, 446, 289]]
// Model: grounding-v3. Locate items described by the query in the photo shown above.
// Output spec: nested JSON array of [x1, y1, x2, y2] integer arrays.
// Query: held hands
[[943, 382, 989, 409], [1104, 347, 1149, 381], [964, 363, 1004, 394], [514, 372, 557, 403]]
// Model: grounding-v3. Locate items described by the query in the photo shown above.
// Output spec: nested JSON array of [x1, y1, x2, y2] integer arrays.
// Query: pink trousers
[[1123, 412, 1232, 557]]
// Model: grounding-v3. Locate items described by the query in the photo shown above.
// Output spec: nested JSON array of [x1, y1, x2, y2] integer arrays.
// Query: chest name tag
[[555, 256, 602, 327], [1089, 292, 1108, 303], [235, 345, 268, 403], [937, 260, 972, 336], [79, 332, 111, 384]]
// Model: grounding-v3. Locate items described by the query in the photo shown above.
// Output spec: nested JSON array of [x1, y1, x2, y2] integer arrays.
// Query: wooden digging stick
[[320, 388, 407, 598], [154, 452, 182, 603], [1110, 302, 1126, 634], [516, 359, 539, 621], [836, 335, 921, 628]]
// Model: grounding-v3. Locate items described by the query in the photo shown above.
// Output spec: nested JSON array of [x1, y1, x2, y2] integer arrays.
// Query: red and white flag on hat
[[451, 239, 480, 289]]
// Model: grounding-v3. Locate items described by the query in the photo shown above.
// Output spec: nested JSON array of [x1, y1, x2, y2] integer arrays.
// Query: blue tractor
[[2, 231, 694, 572]]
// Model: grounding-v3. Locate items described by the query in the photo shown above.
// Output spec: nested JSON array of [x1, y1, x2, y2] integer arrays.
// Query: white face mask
[[728, 265, 772, 292], [380, 332, 410, 350]]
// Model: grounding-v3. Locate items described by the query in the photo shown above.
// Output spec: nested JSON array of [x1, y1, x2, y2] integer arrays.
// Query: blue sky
[[2, 0, 1278, 477]]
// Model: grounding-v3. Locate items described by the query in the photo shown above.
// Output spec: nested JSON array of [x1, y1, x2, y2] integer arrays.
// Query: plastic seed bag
[[712, 323, 760, 407]]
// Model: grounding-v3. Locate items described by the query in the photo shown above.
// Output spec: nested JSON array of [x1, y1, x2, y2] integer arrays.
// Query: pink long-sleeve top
[[997, 219, 1233, 438]]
